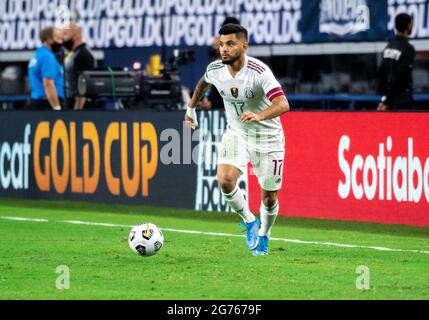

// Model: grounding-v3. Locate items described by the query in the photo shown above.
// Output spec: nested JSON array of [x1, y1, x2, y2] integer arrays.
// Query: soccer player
[[185, 24, 289, 256]]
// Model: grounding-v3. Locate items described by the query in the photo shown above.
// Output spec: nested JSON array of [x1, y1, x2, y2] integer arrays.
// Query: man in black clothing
[[377, 13, 415, 111], [62, 23, 95, 110]]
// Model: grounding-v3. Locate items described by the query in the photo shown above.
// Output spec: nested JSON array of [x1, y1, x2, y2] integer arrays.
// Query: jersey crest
[[231, 87, 239, 98]]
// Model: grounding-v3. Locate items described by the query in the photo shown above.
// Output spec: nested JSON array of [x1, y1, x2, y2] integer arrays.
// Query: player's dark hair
[[219, 23, 248, 42], [222, 17, 240, 26], [395, 13, 413, 33], [40, 26, 54, 43]]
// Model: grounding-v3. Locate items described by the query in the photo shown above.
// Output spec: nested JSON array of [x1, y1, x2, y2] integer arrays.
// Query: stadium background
[[0, 0, 429, 302], [1, 0, 429, 108], [1, 0, 428, 226]]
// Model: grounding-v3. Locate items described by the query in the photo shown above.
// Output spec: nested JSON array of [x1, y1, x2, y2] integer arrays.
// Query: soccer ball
[[128, 223, 164, 257]]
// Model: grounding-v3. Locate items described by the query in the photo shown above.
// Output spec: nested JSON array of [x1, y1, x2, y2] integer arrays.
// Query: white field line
[[1, 216, 429, 255], [63, 220, 133, 228], [0, 216, 49, 222]]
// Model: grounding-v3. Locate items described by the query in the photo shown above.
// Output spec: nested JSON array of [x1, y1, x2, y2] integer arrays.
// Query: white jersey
[[204, 55, 285, 151]]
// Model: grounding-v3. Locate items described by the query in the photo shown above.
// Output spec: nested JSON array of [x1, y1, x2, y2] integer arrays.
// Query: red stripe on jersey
[[247, 65, 262, 74], [248, 61, 265, 72], [267, 87, 284, 101], [248, 60, 265, 69], [267, 87, 283, 98], [268, 91, 285, 102]]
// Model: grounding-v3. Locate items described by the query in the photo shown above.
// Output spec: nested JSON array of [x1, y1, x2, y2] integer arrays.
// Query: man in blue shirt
[[28, 26, 64, 110]]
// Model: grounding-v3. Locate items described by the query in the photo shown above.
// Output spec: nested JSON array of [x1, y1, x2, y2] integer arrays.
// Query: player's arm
[[74, 50, 96, 110], [43, 78, 61, 110], [188, 76, 211, 108], [380, 61, 397, 110], [184, 76, 211, 129], [41, 56, 61, 110], [376, 58, 389, 111], [74, 97, 86, 110], [240, 96, 289, 123], [240, 68, 289, 123]]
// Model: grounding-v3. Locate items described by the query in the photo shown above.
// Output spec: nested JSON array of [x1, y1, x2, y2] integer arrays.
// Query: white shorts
[[217, 129, 285, 191]]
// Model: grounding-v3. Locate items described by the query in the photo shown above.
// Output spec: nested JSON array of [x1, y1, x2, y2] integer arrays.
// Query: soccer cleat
[[240, 218, 260, 250], [252, 235, 269, 256]]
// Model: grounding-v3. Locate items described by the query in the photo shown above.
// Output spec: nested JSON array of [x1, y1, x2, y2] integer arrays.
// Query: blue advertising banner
[[0, 0, 302, 50], [388, 0, 429, 39], [301, 0, 388, 43], [0, 0, 428, 50], [0, 110, 199, 208]]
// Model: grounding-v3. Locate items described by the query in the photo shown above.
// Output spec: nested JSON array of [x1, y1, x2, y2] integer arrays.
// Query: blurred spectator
[[180, 86, 192, 110], [201, 17, 240, 111], [377, 13, 415, 111], [28, 26, 64, 110], [63, 23, 95, 110]]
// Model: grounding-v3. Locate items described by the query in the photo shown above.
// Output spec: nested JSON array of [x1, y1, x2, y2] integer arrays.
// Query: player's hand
[[377, 103, 389, 111], [240, 111, 262, 123], [185, 106, 198, 129]]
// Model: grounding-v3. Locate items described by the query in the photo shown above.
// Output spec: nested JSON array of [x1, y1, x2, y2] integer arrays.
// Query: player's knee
[[262, 193, 278, 208], [217, 174, 236, 194]]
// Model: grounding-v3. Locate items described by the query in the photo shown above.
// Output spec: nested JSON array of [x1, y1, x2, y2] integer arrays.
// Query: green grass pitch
[[0, 198, 428, 300]]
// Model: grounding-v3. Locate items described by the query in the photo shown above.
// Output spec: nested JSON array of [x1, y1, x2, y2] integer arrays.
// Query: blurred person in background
[[201, 17, 240, 111], [377, 13, 415, 111], [62, 23, 95, 110], [28, 26, 64, 111]]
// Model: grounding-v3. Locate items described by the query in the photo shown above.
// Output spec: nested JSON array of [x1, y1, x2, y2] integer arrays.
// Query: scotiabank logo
[[33, 120, 158, 197], [338, 135, 429, 203]]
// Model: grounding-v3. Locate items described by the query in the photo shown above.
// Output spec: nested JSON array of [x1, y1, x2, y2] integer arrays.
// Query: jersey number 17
[[232, 102, 245, 116]]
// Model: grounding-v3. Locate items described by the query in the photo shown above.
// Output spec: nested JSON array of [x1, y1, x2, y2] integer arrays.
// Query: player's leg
[[252, 190, 280, 256], [217, 163, 260, 250], [259, 189, 279, 238], [217, 164, 255, 223], [217, 129, 259, 250], [251, 149, 284, 256], [217, 129, 255, 222]]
